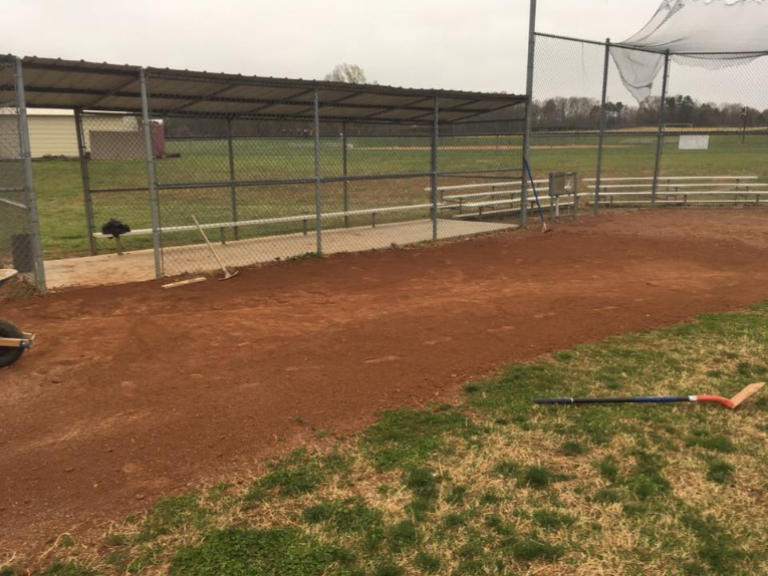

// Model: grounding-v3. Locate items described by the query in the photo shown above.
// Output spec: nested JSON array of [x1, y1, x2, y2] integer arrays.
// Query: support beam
[[521, 0, 538, 228], [594, 38, 611, 215], [430, 97, 439, 241], [313, 89, 323, 255], [140, 68, 163, 278], [14, 58, 47, 293], [652, 50, 671, 205], [226, 117, 239, 240], [74, 108, 97, 254]]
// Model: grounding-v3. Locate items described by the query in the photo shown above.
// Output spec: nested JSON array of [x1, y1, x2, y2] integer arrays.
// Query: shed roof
[[0, 56, 526, 124]]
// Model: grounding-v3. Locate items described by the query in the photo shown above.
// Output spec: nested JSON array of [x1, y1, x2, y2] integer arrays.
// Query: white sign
[[679, 135, 710, 150]]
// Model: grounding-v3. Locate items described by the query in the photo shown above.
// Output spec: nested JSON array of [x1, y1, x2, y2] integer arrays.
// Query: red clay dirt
[[2, 208, 768, 556]]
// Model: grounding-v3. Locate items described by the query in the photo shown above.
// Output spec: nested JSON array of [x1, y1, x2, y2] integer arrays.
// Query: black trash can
[[11, 233, 34, 273]]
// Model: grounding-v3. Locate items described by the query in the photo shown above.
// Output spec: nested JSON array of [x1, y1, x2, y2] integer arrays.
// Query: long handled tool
[[191, 215, 239, 280], [535, 382, 764, 410], [523, 157, 551, 234]]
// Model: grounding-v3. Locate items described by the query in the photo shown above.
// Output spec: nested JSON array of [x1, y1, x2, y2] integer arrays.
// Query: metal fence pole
[[14, 58, 47, 293], [140, 68, 163, 278], [652, 50, 671, 205], [521, 0, 538, 228], [313, 89, 323, 255], [342, 121, 349, 227], [74, 108, 97, 255], [594, 38, 611, 215], [430, 96, 439, 241], [226, 117, 239, 240]]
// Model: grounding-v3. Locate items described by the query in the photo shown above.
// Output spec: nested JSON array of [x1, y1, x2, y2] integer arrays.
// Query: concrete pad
[[45, 218, 515, 289]]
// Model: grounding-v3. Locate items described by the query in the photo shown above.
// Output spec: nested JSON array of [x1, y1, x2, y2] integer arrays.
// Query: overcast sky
[[3, 1, 764, 106]]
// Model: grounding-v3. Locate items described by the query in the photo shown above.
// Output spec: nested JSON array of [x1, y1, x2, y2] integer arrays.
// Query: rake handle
[[535, 396, 692, 405]]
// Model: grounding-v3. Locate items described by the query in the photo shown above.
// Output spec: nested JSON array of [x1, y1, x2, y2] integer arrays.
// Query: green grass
[[28, 302, 768, 575], [27, 132, 768, 259]]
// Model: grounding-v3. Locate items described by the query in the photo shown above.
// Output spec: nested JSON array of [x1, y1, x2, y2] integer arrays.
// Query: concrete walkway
[[45, 219, 515, 288]]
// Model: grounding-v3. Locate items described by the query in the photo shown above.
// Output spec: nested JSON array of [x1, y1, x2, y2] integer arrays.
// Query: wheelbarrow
[[0, 269, 35, 367]]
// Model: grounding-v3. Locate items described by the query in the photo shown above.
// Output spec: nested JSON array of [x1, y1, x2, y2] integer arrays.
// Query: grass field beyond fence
[[29, 132, 768, 259], [18, 301, 768, 576]]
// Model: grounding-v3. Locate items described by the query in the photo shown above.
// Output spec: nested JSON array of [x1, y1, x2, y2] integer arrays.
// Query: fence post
[[74, 108, 97, 255], [140, 68, 163, 279], [652, 50, 671, 205], [595, 38, 611, 215], [342, 121, 349, 227], [430, 96, 439, 241], [226, 117, 239, 240], [14, 58, 47, 293], [313, 89, 323, 255], [520, 0, 538, 229]]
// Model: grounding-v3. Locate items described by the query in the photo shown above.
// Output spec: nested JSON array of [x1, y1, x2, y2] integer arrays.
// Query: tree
[[324, 63, 368, 84]]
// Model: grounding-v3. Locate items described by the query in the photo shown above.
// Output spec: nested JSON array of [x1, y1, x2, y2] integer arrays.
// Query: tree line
[[532, 95, 767, 130]]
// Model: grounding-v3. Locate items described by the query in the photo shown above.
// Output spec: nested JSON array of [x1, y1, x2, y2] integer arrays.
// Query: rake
[[192, 215, 239, 281], [535, 382, 764, 410], [523, 157, 551, 234]]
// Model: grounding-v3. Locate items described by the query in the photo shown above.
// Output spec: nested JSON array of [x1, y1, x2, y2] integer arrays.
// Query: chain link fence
[[531, 33, 768, 211], [68, 74, 525, 279], [0, 60, 44, 298]]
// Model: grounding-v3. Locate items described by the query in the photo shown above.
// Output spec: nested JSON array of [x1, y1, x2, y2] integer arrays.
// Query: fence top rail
[[584, 175, 758, 182], [588, 182, 768, 190], [428, 179, 548, 192], [94, 203, 444, 237], [594, 190, 768, 197]]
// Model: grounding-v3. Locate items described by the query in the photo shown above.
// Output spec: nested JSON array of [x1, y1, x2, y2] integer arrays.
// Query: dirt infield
[[2, 208, 768, 554]]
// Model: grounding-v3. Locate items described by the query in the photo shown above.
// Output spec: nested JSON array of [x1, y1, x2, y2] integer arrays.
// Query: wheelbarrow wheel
[[0, 320, 24, 367]]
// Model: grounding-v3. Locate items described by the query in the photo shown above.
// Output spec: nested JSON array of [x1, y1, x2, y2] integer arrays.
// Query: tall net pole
[[652, 50, 671, 205], [594, 39, 611, 215], [521, 0, 537, 229]]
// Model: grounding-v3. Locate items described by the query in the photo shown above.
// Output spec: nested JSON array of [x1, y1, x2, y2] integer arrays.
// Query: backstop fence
[[530, 33, 768, 210], [0, 59, 45, 295]]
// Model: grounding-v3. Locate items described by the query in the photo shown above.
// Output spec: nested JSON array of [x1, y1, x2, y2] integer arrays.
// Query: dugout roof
[[0, 55, 526, 124]]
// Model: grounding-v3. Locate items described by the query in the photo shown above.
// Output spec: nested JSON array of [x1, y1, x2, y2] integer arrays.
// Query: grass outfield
[[17, 303, 768, 575], [31, 133, 768, 259]]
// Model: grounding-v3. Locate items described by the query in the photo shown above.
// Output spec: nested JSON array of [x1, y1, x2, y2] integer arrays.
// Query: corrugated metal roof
[[0, 55, 526, 124]]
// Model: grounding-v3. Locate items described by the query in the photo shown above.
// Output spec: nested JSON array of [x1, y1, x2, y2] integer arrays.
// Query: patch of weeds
[[413, 551, 441, 573], [553, 350, 574, 362], [493, 460, 520, 479], [362, 408, 480, 471], [444, 484, 467, 505], [681, 510, 746, 575], [706, 370, 722, 378], [505, 535, 564, 561], [520, 466, 563, 490], [170, 528, 353, 576], [533, 509, 576, 529], [625, 451, 669, 501], [442, 513, 466, 530], [106, 549, 130, 572], [43, 563, 96, 576], [136, 492, 208, 542], [58, 535, 74, 548], [386, 520, 419, 553], [596, 455, 619, 483], [484, 514, 515, 536], [126, 544, 163, 573], [373, 564, 403, 576], [464, 383, 481, 394], [562, 441, 587, 456], [0, 568, 15, 576], [594, 487, 622, 504], [255, 449, 344, 498], [104, 532, 127, 547], [404, 468, 439, 521], [479, 490, 501, 505], [706, 459, 734, 485], [302, 499, 384, 550], [686, 431, 735, 454]]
